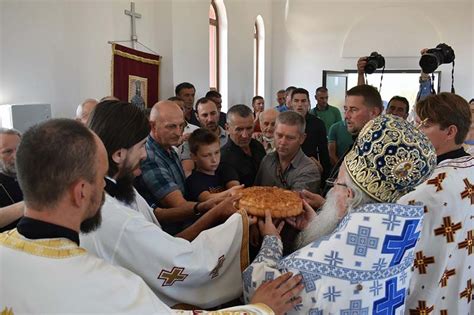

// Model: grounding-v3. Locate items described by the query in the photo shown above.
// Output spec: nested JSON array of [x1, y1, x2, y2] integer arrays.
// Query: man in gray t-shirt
[[254, 111, 320, 193]]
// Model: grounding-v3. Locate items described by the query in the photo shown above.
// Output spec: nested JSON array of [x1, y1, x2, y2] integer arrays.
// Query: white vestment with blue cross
[[243, 203, 424, 314]]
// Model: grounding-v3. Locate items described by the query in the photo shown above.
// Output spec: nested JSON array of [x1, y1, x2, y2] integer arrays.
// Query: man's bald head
[[149, 101, 186, 149], [150, 100, 182, 122], [76, 98, 98, 124]]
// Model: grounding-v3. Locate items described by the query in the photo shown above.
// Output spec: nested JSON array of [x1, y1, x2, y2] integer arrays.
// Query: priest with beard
[[0, 119, 169, 312], [80, 100, 277, 309], [243, 115, 438, 314]]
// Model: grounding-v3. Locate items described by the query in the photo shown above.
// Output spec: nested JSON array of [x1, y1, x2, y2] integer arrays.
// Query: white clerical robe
[[398, 155, 474, 314], [0, 229, 170, 313], [243, 203, 425, 314], [80, 194, 249, 309], [0, 229, 271, 314]]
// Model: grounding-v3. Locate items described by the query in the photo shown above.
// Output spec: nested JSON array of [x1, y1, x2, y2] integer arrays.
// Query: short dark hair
[[175, 82, 195, 96], [227, 104, 253, 123], [276, 111, 306, 134], [416, 92, 471, 144], [388, 96, 410, 114], [252, 96, 264, 105], [285, 86, 297, 95], [88, 101, 150, 177], [277, 89, 285, 94], [195, 97, 216, 113], [291, 88, 310, 100], [315, 87, 328, 94], [16, 119, 97, 209], [206, 90, 222, 98], [168, 96, 184, 102], [469, 98, 474, 104], [346, 85, 383, 111], [188, 128, 219, 154]]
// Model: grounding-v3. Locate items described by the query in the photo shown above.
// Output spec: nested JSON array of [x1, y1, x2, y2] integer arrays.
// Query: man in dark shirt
[[221, 104, 266, 188], [289, 88, 331, 183], [0, 128, 23, 232], [206, 90, 227, 128]]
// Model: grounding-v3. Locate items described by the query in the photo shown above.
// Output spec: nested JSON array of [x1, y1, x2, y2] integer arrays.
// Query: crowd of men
[[0, 55, 473, 314]]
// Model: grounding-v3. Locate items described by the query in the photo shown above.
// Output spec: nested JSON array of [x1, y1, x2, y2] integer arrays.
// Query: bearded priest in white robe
[[243, 115, 437, 314], [80, 101, 251, 309]]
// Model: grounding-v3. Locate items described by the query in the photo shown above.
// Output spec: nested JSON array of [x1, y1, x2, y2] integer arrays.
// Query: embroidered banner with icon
[[111, 43, 161, 109]]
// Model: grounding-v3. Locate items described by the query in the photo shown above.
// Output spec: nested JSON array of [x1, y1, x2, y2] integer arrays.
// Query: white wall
[[171, 0, 273, 111], [1, 0, 471, 119], [271, 0, 473, 103], [0, 0, 174, 118]]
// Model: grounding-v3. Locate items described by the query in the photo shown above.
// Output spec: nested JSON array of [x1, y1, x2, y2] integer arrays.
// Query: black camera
[[364, 52, 385, 74], [419, 43, 455, 73]]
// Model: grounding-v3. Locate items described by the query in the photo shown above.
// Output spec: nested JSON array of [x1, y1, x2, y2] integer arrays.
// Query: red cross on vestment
[[427, 172, 446, 192], [460, 279, 473, 303], [209, 255, 225, 279], [439, 268, 456, 287], [434, 216, 462, 243], [413, 251, 435, 274], [460, 178, 474, 204], [157, 267, 188, 286], [458, 230, 473, 255], [409, 300, 434, 314]]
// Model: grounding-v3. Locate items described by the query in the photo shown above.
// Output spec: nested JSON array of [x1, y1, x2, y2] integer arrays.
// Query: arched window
[[254, 16, 265, 97], [209, 0, 228, 111], [209, 1, 218, 90]]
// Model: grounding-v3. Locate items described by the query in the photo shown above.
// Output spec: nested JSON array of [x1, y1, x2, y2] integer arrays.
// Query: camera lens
[[419, 54, 439, 73]]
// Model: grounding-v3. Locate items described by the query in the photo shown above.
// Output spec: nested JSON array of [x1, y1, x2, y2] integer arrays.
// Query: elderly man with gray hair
[[254, 111, 321, 194], [0, 128, 23, 232], [75, 98, 98, 124]]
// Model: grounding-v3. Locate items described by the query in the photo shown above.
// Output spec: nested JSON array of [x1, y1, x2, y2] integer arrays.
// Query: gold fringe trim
[[112, 43, 161, 65], [0, 230, 86, 258], [111, 44, 115, 96], [1, 307, 14, 315], [238, 210, 250, 272]]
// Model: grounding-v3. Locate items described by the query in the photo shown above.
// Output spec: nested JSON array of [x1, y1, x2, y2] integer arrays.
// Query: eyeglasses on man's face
[[326, 178, 348, 188]]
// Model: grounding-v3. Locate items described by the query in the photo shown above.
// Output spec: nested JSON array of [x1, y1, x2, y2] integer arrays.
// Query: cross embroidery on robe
[[409, 300, 434, 315], [459, 279, 472, 303], [434, 216, 462, 243], [413, 251, 435, 274], [157, 267, 188, 286], [427, 172, 446, 192], [460, 178, 474, 204], [439, 268, 456, 287], [458, 230, 473, 255], [209, 255, 225, 279]]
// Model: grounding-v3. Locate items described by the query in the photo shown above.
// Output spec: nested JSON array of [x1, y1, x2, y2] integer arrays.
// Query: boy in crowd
[[185, 129, 242, 202]]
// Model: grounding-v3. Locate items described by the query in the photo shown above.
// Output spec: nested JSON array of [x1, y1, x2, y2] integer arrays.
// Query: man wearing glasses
[[398, 93, 473, 314]]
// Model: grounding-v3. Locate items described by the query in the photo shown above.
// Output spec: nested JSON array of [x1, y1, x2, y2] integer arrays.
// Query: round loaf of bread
[[236, 186, 303, 218]]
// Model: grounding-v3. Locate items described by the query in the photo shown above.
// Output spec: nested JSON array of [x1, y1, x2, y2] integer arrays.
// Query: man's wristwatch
[[193, 202, 202, 216]]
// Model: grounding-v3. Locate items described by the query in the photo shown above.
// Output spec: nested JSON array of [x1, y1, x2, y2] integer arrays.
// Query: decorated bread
[[236, 186, 303, 218]]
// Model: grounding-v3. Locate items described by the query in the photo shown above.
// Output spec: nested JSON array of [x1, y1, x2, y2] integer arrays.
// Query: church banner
[[111, 43, 161, 109]]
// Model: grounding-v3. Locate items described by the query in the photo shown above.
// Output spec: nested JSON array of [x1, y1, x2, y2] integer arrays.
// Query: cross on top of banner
[[125, 2, 141, 49]]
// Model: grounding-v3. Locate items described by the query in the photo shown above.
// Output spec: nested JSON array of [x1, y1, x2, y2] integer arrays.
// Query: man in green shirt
[[309, 87, 342, 132]]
